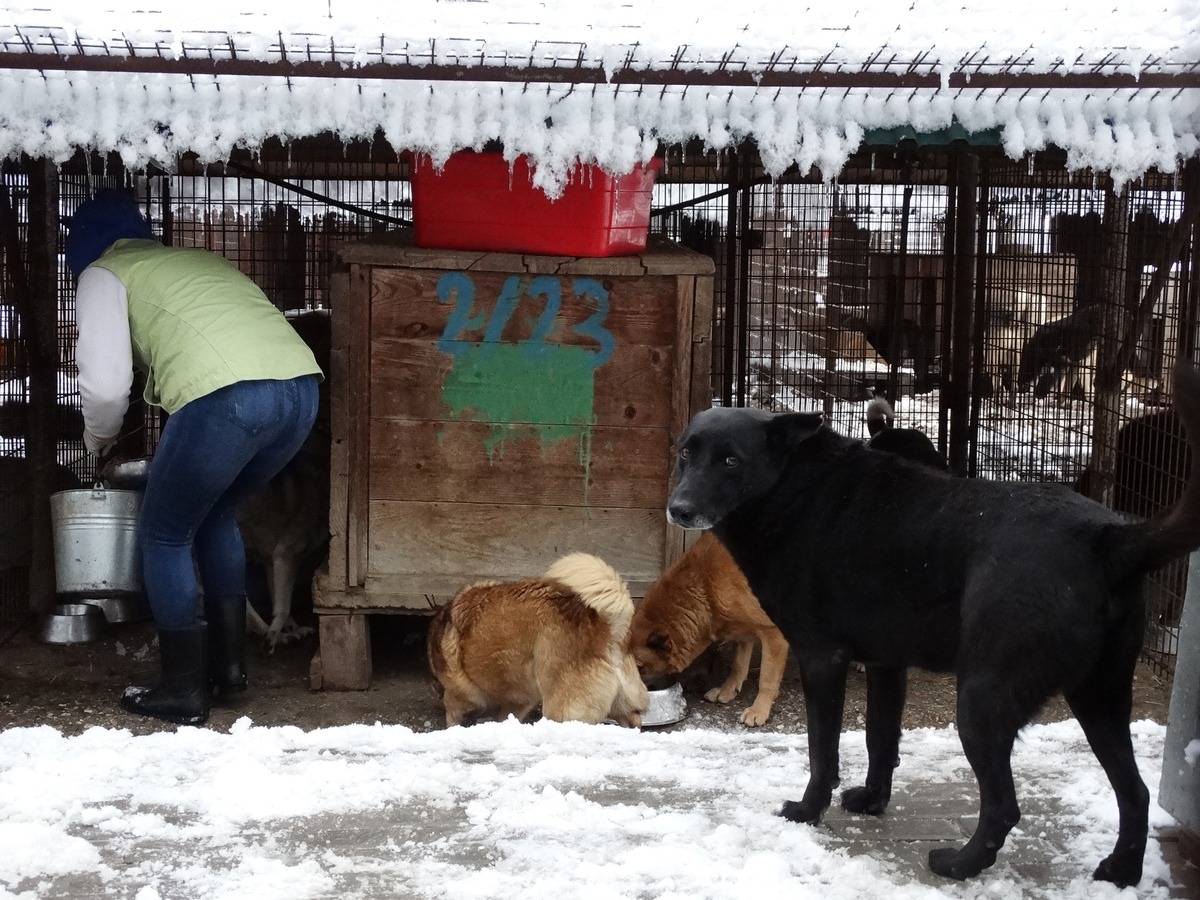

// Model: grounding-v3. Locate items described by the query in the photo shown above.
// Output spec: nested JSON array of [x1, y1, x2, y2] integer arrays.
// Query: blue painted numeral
[[435, 271, 613, 368]]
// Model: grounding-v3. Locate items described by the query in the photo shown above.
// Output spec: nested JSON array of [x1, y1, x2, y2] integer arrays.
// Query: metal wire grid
[[0, 169, 28, 456], [654, 146, 1196, 673], [655, 148, 953, 444], [0, 142, 1194, 669], [821, 172, 950, 441], [60, 167, 150, 470], [158, 148, 411, 311], [970, 165, 1107, 487], [0, 167, 29, 637]]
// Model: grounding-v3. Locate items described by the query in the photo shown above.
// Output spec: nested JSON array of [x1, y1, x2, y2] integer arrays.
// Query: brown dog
[[428, 552, 648, 728], [630, 532, 789, 726]]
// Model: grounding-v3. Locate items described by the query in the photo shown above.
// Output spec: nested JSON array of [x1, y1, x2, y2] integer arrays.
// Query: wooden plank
[[366, 500, 666, 586], [369, 338, 673, 427], [368, 420, 671, 507], [348, 265, 372, 587], [691, 272, 716, 417], [325, 271, 351, 592], [670, 274, 698, 450], [338, 231, 713, 277], [663, 272, 716, 569], [664, 273, 696, 569], [368, 267, 679, 349], [316, 575, 662, 611], [315, 613, 373, 690]]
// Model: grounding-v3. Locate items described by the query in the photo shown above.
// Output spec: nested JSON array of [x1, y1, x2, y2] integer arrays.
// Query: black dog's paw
[[778, 799, 823, 824], [929, 845, 998, 881], [1092, 855, 1141, 888], [841, 785, 888, 816], [928, 848, 971, 881]]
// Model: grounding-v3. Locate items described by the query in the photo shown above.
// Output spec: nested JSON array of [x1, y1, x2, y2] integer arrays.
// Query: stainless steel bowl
[[78, 594, 151, 624], [37, 602, 108, 644], [641, 679, 687, 727], [101, 456, 152, 490]]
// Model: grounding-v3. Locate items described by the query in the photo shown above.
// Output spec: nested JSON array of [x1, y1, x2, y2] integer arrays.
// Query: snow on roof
[[1, 1, 1198, 192]]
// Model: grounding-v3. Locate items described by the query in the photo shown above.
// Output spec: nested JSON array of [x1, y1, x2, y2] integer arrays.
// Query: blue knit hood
[[65, 189, 154, 278]]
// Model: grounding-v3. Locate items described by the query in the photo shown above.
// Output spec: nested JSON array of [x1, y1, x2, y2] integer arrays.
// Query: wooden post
[[938, 156, 959, 458], [968, 159, 991, 477], [947, 151, 978, 476], [0, 159, 60, 614], [313, 613, 372, 690], [1087, 183, 1133, 506], [25, 160, 60, 614]]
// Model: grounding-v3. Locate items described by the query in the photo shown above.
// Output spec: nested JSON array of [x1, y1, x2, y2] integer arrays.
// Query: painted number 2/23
[[435, 272, 614, 367]]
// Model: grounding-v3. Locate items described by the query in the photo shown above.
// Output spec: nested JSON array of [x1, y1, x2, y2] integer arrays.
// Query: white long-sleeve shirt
[[74, 266, 134, 452]]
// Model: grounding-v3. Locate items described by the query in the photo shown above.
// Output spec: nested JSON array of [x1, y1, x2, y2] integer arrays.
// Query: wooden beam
[[0, 52, 1196, 90]]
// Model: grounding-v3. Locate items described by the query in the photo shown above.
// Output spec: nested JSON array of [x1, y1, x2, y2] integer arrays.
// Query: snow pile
[[0, 1, 1197, 192], [5, 76, 1198, 195], [0, 716, 1181, 899]]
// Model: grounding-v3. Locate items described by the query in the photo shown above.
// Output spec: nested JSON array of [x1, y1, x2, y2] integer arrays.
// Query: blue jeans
[[139, 376, 319, 628]]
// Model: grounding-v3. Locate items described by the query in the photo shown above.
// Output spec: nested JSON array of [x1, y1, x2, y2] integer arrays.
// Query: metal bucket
[[50, 486, 144, 596]]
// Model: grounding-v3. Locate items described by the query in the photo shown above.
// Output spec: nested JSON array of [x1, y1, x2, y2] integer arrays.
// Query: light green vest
[[92, 240, 323, 413]]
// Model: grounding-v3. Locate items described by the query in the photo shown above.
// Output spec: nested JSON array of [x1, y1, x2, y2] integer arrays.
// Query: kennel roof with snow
[[1, 0, 1198, 191]]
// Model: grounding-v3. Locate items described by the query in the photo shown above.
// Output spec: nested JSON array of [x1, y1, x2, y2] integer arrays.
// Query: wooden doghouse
[[313, 232, 714, 689]]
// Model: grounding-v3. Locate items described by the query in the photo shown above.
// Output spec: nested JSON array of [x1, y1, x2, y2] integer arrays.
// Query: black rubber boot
[[204, 594, 248, 698], [121, 624, 210, 726]]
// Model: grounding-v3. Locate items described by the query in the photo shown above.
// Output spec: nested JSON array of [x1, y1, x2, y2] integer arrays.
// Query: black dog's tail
[[1112, 361, 1200, 575]]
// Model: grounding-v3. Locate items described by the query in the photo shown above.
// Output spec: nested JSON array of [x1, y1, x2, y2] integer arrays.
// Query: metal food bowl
[[38, 602, 108, 644], [641, 678, 688, 727], [101, 456, 152, 490], [78, 594, 151, 624]]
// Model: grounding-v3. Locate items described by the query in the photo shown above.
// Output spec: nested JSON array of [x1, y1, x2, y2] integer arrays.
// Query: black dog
[[1077, 407, 1191, 518], [865, 397, 947, 470], [1016, 304, 1100, 401], [666, 361, 1200, 887]]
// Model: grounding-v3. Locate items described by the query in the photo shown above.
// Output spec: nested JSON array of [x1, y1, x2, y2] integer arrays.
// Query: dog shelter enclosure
[[0, 2, 1198, 687]]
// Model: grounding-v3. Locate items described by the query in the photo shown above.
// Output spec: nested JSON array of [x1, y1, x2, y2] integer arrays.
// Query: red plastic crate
[[409, 152, 662, 257]]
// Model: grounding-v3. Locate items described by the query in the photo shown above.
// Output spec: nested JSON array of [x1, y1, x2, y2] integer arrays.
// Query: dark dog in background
[[237, 418, 330, 650], [237, 309, 331, 651], [665, 361, 1200, 886], [1017, 304, 1100, 402], [1076, 406, 1193, 639], [865, 396, 947, 470], [835, 312, 939, 395], [1077, 407, 1191, 517]]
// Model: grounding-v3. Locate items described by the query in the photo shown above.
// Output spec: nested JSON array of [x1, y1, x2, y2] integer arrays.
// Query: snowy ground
[[0, 716, 1178, 899]]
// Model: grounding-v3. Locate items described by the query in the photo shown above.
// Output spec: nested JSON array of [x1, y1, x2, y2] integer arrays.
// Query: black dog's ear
[[767, 412, 823, 451]]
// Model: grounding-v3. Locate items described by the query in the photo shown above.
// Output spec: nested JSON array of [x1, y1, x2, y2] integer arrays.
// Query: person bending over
[[67, 189, 323, 726]]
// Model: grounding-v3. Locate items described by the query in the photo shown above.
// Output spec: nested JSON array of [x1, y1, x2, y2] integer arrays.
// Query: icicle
[[1028, 155, 1034, 176]]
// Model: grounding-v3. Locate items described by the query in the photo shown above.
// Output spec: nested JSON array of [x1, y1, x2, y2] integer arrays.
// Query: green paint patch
[[441, 342, 598, 498]]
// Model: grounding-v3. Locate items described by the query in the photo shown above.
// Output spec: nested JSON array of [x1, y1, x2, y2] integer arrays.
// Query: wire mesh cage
[[0, 138, 1195, 672], [653, 142, 1198, 674]]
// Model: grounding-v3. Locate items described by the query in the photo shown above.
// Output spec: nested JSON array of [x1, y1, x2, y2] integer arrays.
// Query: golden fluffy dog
[[428, 553, 648, 728], [630, 532, 789, 726]]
